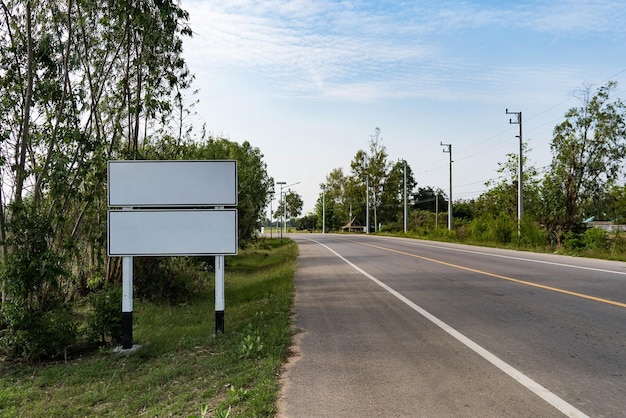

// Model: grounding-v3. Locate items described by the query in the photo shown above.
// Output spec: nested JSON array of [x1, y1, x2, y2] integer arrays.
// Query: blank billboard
[[108, 209, 238, 256], [108, 160, 237, 207]]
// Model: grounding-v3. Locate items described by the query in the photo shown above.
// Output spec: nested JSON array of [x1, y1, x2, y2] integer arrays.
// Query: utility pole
[[441, 142, 453, 230], [276, 182, 286, 242], [403, 159, 407, 233], [269, 191, 274, 238], [435, 190, 439, 229], [366, 174, 370, 234], [506, 109, 523, 235], [321, 184, 326, 234]]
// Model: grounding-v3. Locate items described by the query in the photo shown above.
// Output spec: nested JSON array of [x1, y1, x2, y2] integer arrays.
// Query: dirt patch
[[276, 324, 305, 418]]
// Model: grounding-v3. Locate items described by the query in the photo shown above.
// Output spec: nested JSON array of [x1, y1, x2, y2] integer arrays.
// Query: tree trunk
[[14, 0, 34, 205]]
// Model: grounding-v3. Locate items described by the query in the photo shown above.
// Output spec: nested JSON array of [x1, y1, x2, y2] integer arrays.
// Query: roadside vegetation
[[0, 238, 297, 417], [295, 82, 626, 261]]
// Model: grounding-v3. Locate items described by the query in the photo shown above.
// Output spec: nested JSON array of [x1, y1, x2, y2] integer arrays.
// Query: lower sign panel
[[108, 209, 238, 256]]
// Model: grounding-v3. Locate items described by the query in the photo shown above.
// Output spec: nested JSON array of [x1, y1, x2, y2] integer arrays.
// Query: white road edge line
[[381, 236, 626, 276], [311, 239, 590, 418]]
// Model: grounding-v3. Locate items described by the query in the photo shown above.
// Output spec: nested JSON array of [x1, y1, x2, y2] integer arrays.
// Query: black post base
[[215, 310, 225, 334], [122, 311, 133, 349]]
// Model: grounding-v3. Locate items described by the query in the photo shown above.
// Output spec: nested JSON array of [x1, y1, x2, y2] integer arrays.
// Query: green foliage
[[413, 187, 446, 212], [284, 191, 303, 220], [453, 201, 475, 221], [214, 406, 231, 418], [2, 203, 66, 304], [145, 137, 272, 246], [296, 213, 317, 231], [514, 218, 549, 248], [0, 299, 77, 362], [87, 285, 123, 346], [467, 214, 516, 244], [564, 228, 609, 252], [542, 81, 626, 237], [563, 231, 585, 250], [0, 203, 77, 361], [134, 257, 204, 304], [238, 328, 265, 359], [188, 403, 210, 418]]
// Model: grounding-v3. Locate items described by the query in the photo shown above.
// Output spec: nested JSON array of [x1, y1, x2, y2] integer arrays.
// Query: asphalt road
[[278, 234, 626, 418]]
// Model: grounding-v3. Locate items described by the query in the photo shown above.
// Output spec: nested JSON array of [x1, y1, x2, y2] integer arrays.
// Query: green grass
[[0, 238, 298, 417]]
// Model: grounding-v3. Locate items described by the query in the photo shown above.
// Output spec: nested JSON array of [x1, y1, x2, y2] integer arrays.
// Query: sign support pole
[[215, 254, 225, 334], [215, 205, 225, 334], [122, 254, 133, 349]]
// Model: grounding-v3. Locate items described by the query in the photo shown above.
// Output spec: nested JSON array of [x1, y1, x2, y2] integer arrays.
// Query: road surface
[[278, 234, 626, 417]]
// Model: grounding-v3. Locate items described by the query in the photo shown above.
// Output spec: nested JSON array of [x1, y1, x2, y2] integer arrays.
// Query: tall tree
[[176, 137, 273, 245], [540, 81, 626, 242], [317, 168, 351, 229], [476, 142, 540, 219], [413, 186, 446, 213], [0, 0, 195, 309], [349, 128, 390, 231], [285, 190, 303, 221], [379, 160, 416, 225]]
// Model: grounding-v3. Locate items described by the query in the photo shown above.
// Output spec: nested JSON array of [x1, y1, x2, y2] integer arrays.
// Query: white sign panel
[[108, 160, 237, 207], [108, 209, 238, 256]]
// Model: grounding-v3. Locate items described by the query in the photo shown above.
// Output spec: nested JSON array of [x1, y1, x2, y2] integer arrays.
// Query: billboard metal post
[[122, 252, 133, 349]]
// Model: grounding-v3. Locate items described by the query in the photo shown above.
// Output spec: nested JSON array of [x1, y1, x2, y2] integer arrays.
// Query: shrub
[[467, 214, 515, 243], [563, 231, 585, 250], [0, 202, 77, 361], [514, 218, 549, 247], [582, 227, 608, 250], [0, 300, 77, 361], [134, 257, 204, 303], [87, 285, 123, 346], [468, 216, 490, 242]]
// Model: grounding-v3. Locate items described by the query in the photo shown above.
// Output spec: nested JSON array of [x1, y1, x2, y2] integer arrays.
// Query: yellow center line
[[360, 241, 626, 309]]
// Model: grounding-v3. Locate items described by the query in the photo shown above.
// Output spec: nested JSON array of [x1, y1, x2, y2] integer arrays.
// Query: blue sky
[[180, 0, 626, 214]]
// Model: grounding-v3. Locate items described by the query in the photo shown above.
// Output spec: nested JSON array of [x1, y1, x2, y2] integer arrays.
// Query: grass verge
[[0, 238, 298, 417]]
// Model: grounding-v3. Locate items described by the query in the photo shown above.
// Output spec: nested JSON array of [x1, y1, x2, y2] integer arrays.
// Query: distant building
[[585, 220, 626, 232]]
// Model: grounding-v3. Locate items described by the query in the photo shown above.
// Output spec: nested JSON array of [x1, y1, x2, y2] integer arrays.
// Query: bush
[[134, 257, 204, 303], [514, 218, 549, 247], [467, 214, 515, 244], [0, 202, 77, 361], [468, 216, 490, 242], [583, 227, 608, 250], [0, 300, 77, 361], [563, 231, 585, 250], [87, 285, 123, 346]]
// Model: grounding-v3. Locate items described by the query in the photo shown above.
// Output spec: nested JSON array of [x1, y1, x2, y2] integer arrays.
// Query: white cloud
[[183, 0, 625, 106]]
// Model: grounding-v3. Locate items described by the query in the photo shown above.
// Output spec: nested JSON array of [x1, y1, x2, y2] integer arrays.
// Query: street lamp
[[268, 190, 275, 238], [276, 182, 286, 241], [277, 181, 300, 241]]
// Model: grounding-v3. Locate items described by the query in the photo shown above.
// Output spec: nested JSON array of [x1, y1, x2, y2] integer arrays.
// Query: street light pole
[[269, 191, 274, 238], [277, 181, 300, 240], [276, 182, 286, 242], [441, 142, 453, 231], [506, 109, 523, 236]]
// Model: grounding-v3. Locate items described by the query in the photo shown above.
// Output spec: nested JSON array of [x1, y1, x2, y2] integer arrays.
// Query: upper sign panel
[[108, 160, 237, 207]]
